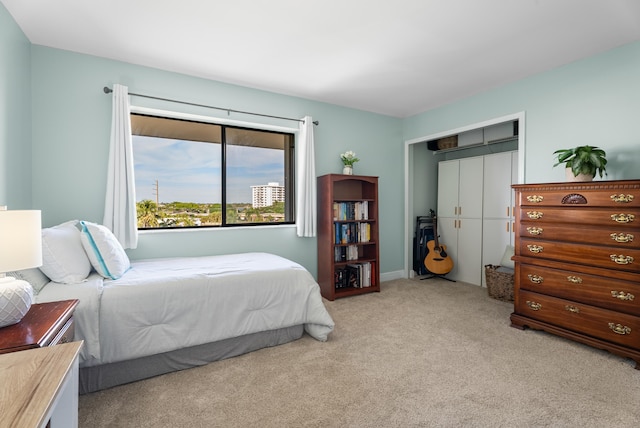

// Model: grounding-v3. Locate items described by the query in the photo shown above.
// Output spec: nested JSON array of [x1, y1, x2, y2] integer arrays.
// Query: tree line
[[136, 200, 285, 228]]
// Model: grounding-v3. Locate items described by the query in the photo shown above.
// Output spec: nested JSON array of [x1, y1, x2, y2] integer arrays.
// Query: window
[[131, 113, 295, 229]]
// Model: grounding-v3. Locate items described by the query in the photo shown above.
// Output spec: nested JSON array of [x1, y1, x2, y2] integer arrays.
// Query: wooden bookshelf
[[317, 174, 380, 300]]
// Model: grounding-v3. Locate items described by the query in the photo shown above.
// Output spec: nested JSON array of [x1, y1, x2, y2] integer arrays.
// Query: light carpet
[[79, 278, 640, 427]]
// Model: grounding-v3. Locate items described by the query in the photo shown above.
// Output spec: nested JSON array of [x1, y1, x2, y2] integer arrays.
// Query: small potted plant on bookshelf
[[340, 150, 360, 175], [553, 145, 607, 182]]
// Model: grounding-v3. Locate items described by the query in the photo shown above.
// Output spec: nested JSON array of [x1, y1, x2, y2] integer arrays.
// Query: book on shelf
[[333, 222, 371, 244], [345, 262, 372, 288], [334, 262, 374, 290], [334, 245, 359, 262], [332, 201, 369, 221]]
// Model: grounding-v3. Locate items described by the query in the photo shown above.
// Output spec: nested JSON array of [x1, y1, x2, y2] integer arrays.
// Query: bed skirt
[[79, 325, 304, 394]]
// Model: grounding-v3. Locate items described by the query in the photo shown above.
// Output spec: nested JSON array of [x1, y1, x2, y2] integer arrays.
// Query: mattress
[[36, 252, 335, 368]]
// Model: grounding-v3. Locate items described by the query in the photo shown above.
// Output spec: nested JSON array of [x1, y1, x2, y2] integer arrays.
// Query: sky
[[133, 136, 285, 204]]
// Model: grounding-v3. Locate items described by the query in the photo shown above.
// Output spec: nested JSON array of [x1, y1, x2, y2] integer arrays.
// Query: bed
[[18, 221, 335, 393]]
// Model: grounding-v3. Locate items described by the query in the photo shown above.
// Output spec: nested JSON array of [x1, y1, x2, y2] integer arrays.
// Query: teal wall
[[28, 46, 403, 277], [403, 41, 640, 185], [3, 4, 640, 279], [0, 2, 31, 209]]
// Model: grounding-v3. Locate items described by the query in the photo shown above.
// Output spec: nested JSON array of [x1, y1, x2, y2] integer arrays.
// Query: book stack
[[334, 261, 375, 290]]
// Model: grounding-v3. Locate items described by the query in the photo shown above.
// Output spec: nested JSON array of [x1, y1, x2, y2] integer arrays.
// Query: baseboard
[[380, 270, 405, 282]]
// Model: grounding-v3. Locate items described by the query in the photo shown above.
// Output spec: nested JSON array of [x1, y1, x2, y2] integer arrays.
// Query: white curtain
[[103, 84, 138, 249], [296, 116, 317, 237]]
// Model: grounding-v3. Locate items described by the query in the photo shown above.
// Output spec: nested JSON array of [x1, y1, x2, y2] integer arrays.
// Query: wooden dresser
[[510, 180, 640, 369]]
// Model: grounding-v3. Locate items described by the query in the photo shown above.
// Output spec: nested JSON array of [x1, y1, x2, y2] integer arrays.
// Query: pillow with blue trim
[[79, 221, 130, 280], [40, 220, 92, 283]]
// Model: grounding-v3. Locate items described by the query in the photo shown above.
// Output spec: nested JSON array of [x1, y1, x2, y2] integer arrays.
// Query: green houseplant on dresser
[[553, 145, 607, 181]]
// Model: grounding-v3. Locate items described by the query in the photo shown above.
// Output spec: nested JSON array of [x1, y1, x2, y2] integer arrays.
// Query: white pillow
[[40, 220, 92, 283], [500, 245, 515, 269], [79, 221, 130, 280]]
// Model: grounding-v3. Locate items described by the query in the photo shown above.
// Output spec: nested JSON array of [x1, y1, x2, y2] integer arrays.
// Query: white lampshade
[[0, 209, 42, 328], [0, 210, 43, 272]]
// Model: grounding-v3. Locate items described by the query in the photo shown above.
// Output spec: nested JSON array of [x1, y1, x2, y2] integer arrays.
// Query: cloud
[[133, 136, 284, 204]]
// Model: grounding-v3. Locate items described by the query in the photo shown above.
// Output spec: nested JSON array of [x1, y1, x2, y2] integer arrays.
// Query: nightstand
[[0, 299, 79, 354]]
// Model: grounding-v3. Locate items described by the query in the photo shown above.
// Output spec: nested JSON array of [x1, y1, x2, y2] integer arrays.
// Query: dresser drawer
[[49, 318, 74, 346], [516, 290, 640, 350], [520, 222, 639, 248], [519, 264, 640, 315], [519, 238, 640, 273], [519, 207, 638, 228], [519, 185, 640, 208]]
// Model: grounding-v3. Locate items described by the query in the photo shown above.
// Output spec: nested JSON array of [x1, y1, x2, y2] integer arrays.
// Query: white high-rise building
[[251, 182, 285, 208]]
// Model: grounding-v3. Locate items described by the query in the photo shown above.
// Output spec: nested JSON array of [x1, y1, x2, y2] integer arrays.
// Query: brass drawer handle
[[527, 274, 543, 284], [527, 211, 544, 220], [527, 195, 544, 203], [611, 291, 635, 301], [566, 276, 583, 284], [565, 305, 580, 314], [526, 227, 543, 235], [526, 301, 542, 311], [610, 233, 634, 243], [610, 213, 635, 223], [610, 194, 634, 203], [610, 255, 634, 265], [527, 244, 543, 254], [608, 323, 632, 335]]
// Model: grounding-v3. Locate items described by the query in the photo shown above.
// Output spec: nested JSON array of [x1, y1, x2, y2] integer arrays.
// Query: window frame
[[130, 106, 298, 231]]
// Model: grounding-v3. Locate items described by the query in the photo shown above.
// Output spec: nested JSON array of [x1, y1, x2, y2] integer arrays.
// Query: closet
[[437, 157, 484, 285], [436, 151, 517, 285], [481, 151, 519, 285]]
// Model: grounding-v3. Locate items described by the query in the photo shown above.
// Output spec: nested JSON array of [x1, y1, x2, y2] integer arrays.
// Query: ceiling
[[3, 0, 640, 118]]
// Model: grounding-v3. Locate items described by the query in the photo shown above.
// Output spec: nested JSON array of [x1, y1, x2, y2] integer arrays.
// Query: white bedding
[[36, 252, 334, 367]]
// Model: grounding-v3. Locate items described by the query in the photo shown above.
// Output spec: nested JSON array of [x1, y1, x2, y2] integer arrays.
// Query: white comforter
[[36, 252, 335, 367]]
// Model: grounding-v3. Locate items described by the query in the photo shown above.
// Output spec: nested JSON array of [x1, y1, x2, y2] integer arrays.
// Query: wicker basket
[[485, 264, 514, 302], [437, 136, 458, 150]]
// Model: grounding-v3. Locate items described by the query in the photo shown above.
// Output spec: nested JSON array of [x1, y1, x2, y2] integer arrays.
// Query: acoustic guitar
[[423, 214, 454, 275]]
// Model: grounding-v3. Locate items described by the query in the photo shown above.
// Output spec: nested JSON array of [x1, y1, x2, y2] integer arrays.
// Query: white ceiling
[[3, 0, 640, 118]]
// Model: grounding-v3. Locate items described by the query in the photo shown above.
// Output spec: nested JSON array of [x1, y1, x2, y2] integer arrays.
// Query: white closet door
[[482, 218, 512, 265], [483, 152, 513, 219], [458, 157, 483, 219], [436, 216, 458, 279], [456, 218, 483, 285], [437, 160, 460, 218]]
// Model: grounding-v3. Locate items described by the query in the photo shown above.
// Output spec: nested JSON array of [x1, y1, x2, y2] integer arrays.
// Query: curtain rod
[[103, 86, 318, 125]]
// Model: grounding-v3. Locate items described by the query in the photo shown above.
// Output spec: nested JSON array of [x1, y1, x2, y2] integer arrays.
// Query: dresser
[[510, 180, 640, 369]]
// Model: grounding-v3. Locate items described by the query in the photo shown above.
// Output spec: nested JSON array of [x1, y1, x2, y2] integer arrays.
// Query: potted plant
[[553, 145, 607, 182], [340, 150, 360, 175]]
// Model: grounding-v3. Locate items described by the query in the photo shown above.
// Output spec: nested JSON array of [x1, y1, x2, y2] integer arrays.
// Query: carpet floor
[[78, 278, 640, 427]]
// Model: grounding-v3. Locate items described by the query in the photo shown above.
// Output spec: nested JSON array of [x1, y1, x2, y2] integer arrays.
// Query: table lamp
[[0, 209, 43, 328]]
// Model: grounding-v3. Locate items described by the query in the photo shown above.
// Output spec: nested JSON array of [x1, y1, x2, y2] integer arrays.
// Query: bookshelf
[[317, 174, 380, 300]]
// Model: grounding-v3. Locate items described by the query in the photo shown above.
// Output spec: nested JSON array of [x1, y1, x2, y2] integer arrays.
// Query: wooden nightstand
[[0, 299, 79, 354]]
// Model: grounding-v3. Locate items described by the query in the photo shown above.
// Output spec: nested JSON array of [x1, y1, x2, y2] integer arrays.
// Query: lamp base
[[0, 278, 34, 328]]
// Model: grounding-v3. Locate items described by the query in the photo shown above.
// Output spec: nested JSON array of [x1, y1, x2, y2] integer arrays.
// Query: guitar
[[423, 213, 454, 275]]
